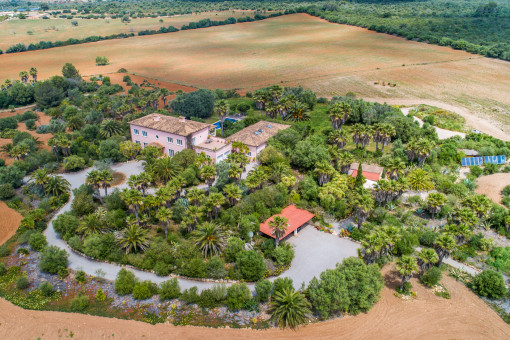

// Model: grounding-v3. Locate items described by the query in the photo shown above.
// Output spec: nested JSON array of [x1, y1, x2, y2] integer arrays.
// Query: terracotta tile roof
[[228, 121, 290, 147], [259, 205, 314, 239], [349, 163, 383, 181], [129, 113, 212, 136], [350, 170, 381, 182]]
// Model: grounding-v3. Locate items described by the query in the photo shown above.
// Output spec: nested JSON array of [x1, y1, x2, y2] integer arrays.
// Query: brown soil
[[475, 173, 510, 205], [110, 171, 126, 187], [0, 201, 22, 246], [0, 266, 508, 339]]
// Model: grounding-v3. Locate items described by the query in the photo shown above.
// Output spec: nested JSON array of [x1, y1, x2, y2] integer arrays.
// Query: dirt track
[[0, 267, 508, 339], [475, 173, 510, 205], [0, 201, 21, 246]]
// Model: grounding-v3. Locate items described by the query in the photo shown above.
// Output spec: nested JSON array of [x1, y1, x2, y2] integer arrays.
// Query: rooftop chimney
[[179, 116, 186, 123], [153, 115, 160, 122]]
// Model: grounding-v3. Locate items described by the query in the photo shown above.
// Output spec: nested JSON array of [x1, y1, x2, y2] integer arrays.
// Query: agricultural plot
[[0, 13, 509, 137]]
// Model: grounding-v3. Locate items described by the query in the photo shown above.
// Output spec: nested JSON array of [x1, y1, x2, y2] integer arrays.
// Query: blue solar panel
[[484, 155, 506, 165], [461, 157, 483, 166]]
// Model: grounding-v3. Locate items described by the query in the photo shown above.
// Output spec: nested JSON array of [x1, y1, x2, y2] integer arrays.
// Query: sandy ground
[[0, 201, 21, 246], [0, 267, 508, 339], [475, 173, 510, 205], [1, 14, 509, 139]]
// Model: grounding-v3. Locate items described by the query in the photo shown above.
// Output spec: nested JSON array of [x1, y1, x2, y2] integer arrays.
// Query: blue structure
[[461, 157, 483, 167], [212, 118, 237, 129], [483, 155, 506, 165]]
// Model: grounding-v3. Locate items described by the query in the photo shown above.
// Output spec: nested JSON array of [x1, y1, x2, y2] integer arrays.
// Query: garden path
[[401, 107, 466, 140]]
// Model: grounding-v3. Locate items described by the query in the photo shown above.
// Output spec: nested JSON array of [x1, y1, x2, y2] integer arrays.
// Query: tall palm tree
[[45, 175, 71, 197], [380, 124, 395, 152], [269, 215, 289, 247], [269, 288, 311, 329], [191, 222, 226, 257], [86, 169, 103, 198], [99, 169, 113, 196], [29, 67, 38, 82], [269, 85, 284, 104], [156, 206, 172, 238], [30, 168, 49, 194], [77, 212, 105, 238], [416, 248, 439, 273], [353, 191, 374, 229], [329, 102, 351, 130], [285, 101, 310, 122], [314, 161, 336, 186], [116, 222, 150, 254], [207, 192, 225, 220], [186, 187, 205, 206], [223, 183, 242, 206], [99, 119, 123, 138], [407, 138, 435, 167], [121, 188, 143, 224], [228, 164, 242, 184], [214, 99, 229, 136], [434, 233, 456, 266], [351, 124, 365, 149], [151, 157, 180, 183], [200, 164, 217, 190], [426, 192, 446, 219], [327, 129, 349, 149], [183, 205, 203, 233], [66, 115, 85, 131], [395, 255, 419, 290], [335, 151, 354, 174], [385, 158, 406, 180], [19, 71, 29, 84]]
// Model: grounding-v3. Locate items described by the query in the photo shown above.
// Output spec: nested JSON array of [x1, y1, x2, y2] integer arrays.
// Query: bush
[[25, 119, 36, 130], [396, 281, 413, 295], [39, 246, 68, 274], [421, 267, 442, 287], [206, 256, 226, 279], [272, 243, 294, 267], [0, 245, 10, 257], [198, 289, 220, 308], [226, 283, 251, 311], [52, 212, 80, 240], [181, 286, 200, 304], [0, 183, 15, 200], [114, 268, 137, 296], [255, 279, 272, 302], [472, 270, 506, 299], [159, 278, 181, 301], [154, 261, 170, 276], [470, 165, 483, 178], [132, 280, 157, 300], [39, 281, 53, 296], [70, 295, 90, 312], [210, 283, 227, 302], [29, 232, 47, 251], [16, 276, 29, 290], [0, 263, 6, 276], [63, 155, 86, 171], [95, 288, 107, 301], [225, 237, 244, 262], [75, 270, 87, 283], [272, 277, 293, 295], [236, 250, 266, 281]]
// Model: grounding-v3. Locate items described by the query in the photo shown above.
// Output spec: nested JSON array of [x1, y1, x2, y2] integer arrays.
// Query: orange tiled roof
[[350, 170, 382, 182], [259, 205, 314, 239]]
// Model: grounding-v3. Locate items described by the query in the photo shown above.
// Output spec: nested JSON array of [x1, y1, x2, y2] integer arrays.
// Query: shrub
[[180, 257, 206, 278], [63, 155, 86, 171], [396, 281, 413, 295], [236, 250, 266, 281], [206, 256, 226, 279], [16, 276, 29, 290], [469, 165, 483, 178], [96, 288, 107, 301], [58, 267, 69, 279], [210, 283, 227, 302], [159, 278, 181, 301], [472, 270, 506, 299], [70, 295, 90, 312], [0, 263, 6, 276], [154, 262, 170, 276], [114, 268, 137, 296], [255, 279, 272, 302], [29, 232, 47, 251], [39, 245, 68, 274], [39, 281, 53, 296], [272, 243, 295, 267], [181, 286, 200, 304], [421, 267, 442, 287], [272, 277, 294, 295], [226, 283, 251, 310], [52, 212, 80, 240], [75, 270, 87, 283], [0, 183, 15, 199], [132, 280, 157, 300], [25, 119, 36, 130], [198, 289, 220, 308], [225, 237, 244, 262], [0, 245, 10, 257]]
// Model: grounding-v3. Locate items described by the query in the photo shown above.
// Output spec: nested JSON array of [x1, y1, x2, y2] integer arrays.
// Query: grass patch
[[410, 105, 466, 132]]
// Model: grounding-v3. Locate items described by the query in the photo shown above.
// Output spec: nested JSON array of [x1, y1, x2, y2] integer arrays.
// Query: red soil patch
[[475, 173, 510, 206], [0, 266, 508, 339], [0, 202, 22, 246]]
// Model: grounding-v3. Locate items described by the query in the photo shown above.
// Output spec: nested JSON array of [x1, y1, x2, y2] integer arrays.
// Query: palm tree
[[286, 101, 310, 122], [207, 192, 225, 220], [151, 157, 180, 183], [223, 183, 242, 206], [407, 139, 435, 167], [160, 88, 171, 107], [335, 151, 354, 174], [116, 222, 150, 254], [269, 215, 289, 247], [191, 222, 227, 257], [327, 129, 349, 149], [329, 102, 351, 130], [30, 168, 49, 194], [353, 191, 374, 229], [281, 174, 297, 192], [200, 164, 217, 190], [99, 119, 123, 138], [66, 115, 85, 131], [269, 85, 284, 104], [314, 161, 336, 186], [186, 187, 205, 206], [29, 67, 38, 82], [228, 164, 242, 184], [351, 124, 365, 149], [417, 248, 439, 273], [156, 206, 172, 238], [19, 71, 29, 84], [86, 169, 102, 198], [407, 168, 433, 191], [77, 211, 105, 238], [395, 255, 419, 290], [426, 192, 446, 219], [385, 158, 406, 180], [269, 288, 311, 329], [45, 175, 71, 196], [121, 188, 143, 224], [434, 233, 456, 266], [380, 124, 395, 152], [183, 205, 203, 232], [99, 169, 113, 196], [214, 99, 229, 136]]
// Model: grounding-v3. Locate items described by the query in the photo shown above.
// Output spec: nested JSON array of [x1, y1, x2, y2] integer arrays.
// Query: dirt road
[[0, 201, 21, 246], [475, 173, 510, 205]]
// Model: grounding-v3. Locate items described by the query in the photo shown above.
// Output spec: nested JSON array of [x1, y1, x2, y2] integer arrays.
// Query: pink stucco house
[[227, 120, 290, 161], [129, 114, 231, 163]]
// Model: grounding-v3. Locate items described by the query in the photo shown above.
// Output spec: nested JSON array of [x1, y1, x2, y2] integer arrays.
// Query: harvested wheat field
[[1, 14, 509, 138], [0, 267, 508, 339], [476, 173, 510, 205], [0, 10, 259, 51], [0, 202, 21, 246]]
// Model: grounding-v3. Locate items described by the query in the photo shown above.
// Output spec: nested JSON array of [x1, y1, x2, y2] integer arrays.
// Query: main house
[[129, 114, 231, 163]]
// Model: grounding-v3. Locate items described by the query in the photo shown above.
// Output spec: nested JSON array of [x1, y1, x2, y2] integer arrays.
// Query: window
[[177, 139, 183, 146], [167, 137, 173, 143], [192, 137, 197, 145], [143, 142, 147, 147], [224, 150, 230, 156], [247, 152, 252, 156], [168, 149, 174, 157], [133, 129, 139, 135], [135, 140, 140, 145], [142, 131, 148, 137]]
